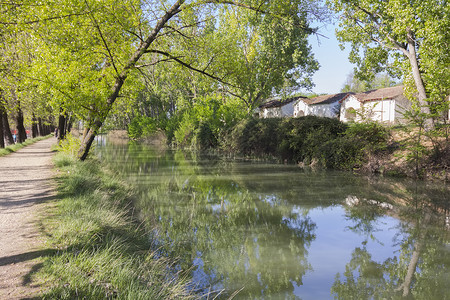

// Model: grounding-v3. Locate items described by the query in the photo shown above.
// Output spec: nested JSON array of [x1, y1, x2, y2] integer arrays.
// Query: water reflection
[[96, 140, 450, 299]]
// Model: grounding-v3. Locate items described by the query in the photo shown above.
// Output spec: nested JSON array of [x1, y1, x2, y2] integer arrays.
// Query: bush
[[318, 137, 364, 169], [196, 121, 217, 150], [230, 116, 348, 163], [228, 116, 396, 170], [127, 116, 158, 140], [173, 95, 247, 149], [285, 116, 347, 162], [344, 121, 390, 152], [57, 133, 83, 157]]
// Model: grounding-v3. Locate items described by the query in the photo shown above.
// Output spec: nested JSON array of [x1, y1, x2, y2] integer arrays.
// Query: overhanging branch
[[144, 49, 237, 88]]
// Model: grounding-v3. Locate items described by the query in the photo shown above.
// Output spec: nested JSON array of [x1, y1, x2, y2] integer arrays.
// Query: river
[[96, 139, 450, 299]]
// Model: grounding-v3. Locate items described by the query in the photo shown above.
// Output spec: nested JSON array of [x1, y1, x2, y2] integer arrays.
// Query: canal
[[97, 139, 450, 299]]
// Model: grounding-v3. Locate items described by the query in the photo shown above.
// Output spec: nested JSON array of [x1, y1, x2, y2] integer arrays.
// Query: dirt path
[[0, 138, 56, 299]]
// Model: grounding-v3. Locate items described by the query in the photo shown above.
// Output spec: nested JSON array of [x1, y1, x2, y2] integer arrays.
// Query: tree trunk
[[38, 117, 43, 136], [31, 113, 38, 138], [66, 114, 73, 133], [44, 124, 51, 136], [78, 122, 102, 160], [0, 109, 4, 148], [2, 111, 14, 145], [58, 109, 66, 141], [406, 28, 434, 130], [16, 104, 27, 143], [76, 0, 184, 160], [397, 213, 431, 297]]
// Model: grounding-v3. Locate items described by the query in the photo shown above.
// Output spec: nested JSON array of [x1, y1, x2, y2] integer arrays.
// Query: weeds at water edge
[[36, 153, 195, 299]]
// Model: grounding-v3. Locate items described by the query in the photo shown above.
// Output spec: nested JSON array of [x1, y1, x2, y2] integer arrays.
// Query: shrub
[[230, 117, 280, 157], [196, 121, 217, 150], [173, 95, 247, 149], [286, 116, 347, 162], [229, 116, 348, 163], [318, 137, 364, 169], [344, 121, 390, 152], [57, 133, 83, 157], [127, 116, 158, 140]]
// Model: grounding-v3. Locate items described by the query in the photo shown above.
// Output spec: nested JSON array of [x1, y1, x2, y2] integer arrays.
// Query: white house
[[309, 93, 352, 118], [293, 97, 313, 117], [293, 93, 352, 118], [259, 96, 300, 118], [340, 86, 411, 124]]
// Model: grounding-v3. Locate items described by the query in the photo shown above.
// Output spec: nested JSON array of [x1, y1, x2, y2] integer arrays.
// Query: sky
[[307, 23, 355, 95]]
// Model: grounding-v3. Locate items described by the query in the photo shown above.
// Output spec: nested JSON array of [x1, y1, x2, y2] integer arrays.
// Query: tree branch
[[144, 49, 237, 88], [135, 57, 180, 68], [351, 5, 410, 56], [190, 0, 318, 35], [84, 0, 119, 76], [0, 12, 90, 25]]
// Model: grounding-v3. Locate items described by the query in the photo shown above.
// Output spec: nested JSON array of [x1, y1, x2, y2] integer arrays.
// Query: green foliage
[[319, 136, 364, 169], [329, 0, 450, 123], [230, 116, 345, 163], [341, 71, 399, 93], [345, 122, 390, 152], [56, 133, 84, 158], [229, 116, 393, 170], [202, 0, 323, 108], [2, 0, 327, 159], [127, 116, 158, 140], [230, 117, 281, 157], [283, 116, 348, 162], [38, 154, 195, 299], [172, 95, 247, 149]]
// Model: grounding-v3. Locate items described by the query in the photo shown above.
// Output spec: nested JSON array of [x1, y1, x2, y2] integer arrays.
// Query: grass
[[0, 135, 53, 157], [36, 153, 196, 299]]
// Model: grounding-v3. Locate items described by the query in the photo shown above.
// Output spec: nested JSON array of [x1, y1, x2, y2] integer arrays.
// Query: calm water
[[96, 139, 450, 299]]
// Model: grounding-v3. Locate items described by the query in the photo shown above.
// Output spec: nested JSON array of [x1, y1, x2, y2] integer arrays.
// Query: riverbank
[[125, 116, 449, 182], [0, 137, 56, 299], [36, 152, 195, 299]]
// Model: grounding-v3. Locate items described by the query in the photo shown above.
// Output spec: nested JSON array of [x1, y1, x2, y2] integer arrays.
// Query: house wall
[[340, 95, 362, 122], [367, 96, 411, 124], [280, 102, 294, 117], [294, 101, 309, 117], [260, 102, 294, 118], [341, 95, 412, 124], [309, 102, 340, 118], [260, 107, 280, 118], [393, 96, 412, 124], [362, 100, 394, 123]]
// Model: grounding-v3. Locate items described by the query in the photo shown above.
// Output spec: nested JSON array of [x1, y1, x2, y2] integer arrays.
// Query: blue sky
[[308, 23, 355, 95]]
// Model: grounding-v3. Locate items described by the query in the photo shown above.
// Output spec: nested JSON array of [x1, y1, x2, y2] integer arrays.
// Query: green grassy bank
[[36, 153, 195, 299], [0, 135, 53, 157]]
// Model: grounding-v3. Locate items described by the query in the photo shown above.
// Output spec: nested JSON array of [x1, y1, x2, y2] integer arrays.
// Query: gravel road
[[0, 138, 56, 299]]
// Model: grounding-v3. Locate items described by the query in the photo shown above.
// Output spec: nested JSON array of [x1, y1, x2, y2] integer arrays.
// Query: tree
[[341, 71, 398, 93], [179, 2, 322, 109], [6, 0, 322, 160], [328, 0, 450, 129], [1, 108, 15, 146]]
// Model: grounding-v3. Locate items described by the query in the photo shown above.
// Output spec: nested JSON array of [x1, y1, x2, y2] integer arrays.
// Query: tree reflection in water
[[96, 141, 450, 299], [334, 186, 450, 300]]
